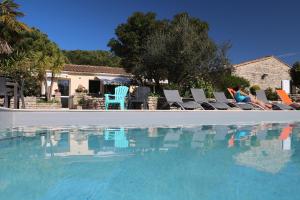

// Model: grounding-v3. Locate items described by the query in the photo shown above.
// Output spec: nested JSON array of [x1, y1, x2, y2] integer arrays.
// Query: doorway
[[58, 79, 70, 108]]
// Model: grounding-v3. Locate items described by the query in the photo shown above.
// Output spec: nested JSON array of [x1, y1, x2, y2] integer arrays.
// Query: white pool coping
[[1, 107, 300, 129]]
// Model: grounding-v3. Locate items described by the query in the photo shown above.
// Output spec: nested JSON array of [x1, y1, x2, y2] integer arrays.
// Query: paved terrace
[[1, 108, 300, 129]]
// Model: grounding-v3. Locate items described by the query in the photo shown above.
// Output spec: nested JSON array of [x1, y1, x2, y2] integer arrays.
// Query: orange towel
[[279, 126, 293, 141], [228, 135, 234, 147], [276, 90, 293, 105]]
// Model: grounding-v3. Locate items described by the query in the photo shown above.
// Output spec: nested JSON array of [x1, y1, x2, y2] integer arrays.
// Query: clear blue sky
[[16, 0, 300, 65]]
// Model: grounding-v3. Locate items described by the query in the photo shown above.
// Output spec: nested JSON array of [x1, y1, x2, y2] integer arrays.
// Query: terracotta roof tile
[[63, 64, 130, 75]]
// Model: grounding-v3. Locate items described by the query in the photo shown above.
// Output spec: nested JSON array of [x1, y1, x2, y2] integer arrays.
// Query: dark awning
[[96, 75, 131, 85]]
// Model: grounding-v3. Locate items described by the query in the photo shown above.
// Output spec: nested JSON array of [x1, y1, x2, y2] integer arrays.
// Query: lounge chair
[[191, 132, 206, 148], [213, 92, 254, 110], [256, 90, 294, 110], [0, 77, 10, 108], [105, 86, 129, 110], [227, 88, 265, 110], [214, 125, 230, 140], [128, 86, 151, 109], [163, 128, 182, 148], [191, 88, 230, 110], [276, 90, 300, 110], [163, 90, 203, 110]]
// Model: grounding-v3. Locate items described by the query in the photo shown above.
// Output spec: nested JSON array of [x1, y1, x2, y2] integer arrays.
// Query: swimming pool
[[0, 123, 300, 200]]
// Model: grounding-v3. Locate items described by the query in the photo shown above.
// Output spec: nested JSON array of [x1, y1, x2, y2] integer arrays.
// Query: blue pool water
[[0, 123, 300, 200]]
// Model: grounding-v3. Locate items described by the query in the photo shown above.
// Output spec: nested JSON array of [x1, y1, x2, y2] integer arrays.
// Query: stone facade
[[69, 95, 168, 110], [1, 97, 61, 109], [233, 56, 291, 90], [148, 97, 168, 110]]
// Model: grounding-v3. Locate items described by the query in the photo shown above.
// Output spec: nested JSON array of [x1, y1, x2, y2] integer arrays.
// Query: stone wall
[[148, 97, 168, 110], [81, 97, 105, 110], [233, 56, 291, 90], [70, 93, 105, 110], [2, 95, 178, 110], [10, 97, 61, 109], [70, 95, 168, 110]]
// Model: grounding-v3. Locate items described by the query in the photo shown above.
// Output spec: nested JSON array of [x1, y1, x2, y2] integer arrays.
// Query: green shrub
[[265, 87, 278, 101], [149, 92, 160, 97], [164, 78, 214, 98], [163, 83, 179, 90], [290, 62, 300, 88], [23, 76, 41, 97], [249, 85, 261, 95], [78, 96, 89, 106], [186, 77, 214, 98]]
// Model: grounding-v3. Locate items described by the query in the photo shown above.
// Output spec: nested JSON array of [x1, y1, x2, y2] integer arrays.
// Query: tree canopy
[[63, 50, 121, 67], [290, 61, 300, 88], [109, 12, 232, 93], [0, 0, 66, 105], [108, 12, 166, 73], [0, 28, 66, 101]]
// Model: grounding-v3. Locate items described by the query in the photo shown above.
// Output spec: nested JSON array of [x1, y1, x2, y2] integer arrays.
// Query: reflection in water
[[279, 126, 293, 150], [234, 125, 294, 173], [1, 123, 300, 200], [104, 128, 128, 148], [0, 124, 299, 172]]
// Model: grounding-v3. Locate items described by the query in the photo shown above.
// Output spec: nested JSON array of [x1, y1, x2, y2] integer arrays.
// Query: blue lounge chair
[[105, 86, 129, 110]]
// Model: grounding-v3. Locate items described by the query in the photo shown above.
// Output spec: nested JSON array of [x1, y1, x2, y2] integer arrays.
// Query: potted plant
[[77, 96, 89, 109], [148, 93, 160, 110], [75, 84, 88, 93]]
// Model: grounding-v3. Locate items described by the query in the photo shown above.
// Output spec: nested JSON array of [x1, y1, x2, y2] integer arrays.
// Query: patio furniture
[[105, 86, 129, 110], [276, 90, 300, 110], [128, 86, 150, 109], [191, 88, 230, 110], [191, 131, 206, 148], [104, 128, 128, 148], [227, 88, 265, 110], [0, 76, 19, 108], [214, 125, 230, 140], [163, 89, 203, 110], [0, 77, 10, 107], [163, 128, 182, 148], [256, 90, 294, 110], [213, 92, 254, 110]]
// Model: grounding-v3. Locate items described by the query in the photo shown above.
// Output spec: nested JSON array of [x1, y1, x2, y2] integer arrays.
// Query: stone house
[[233, 56, 291, 90]]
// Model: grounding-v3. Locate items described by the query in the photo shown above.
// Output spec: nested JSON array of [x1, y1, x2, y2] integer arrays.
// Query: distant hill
[[63, 50, 121, 67]]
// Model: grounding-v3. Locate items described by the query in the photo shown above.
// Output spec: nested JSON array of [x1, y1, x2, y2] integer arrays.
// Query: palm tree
[[0, 0, 25, 30], [0, 0, 28, 54], [0, 38, 12, 54]]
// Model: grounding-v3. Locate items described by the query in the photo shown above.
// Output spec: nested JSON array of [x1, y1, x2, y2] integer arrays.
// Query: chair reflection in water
[[162, 128, 182, 149], [104, 128, 129, 148]]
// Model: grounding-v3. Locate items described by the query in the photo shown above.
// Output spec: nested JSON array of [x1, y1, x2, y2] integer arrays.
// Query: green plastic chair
[[105, 86, 129, 110]]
